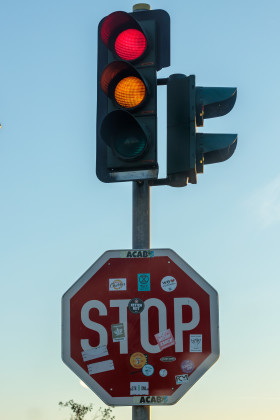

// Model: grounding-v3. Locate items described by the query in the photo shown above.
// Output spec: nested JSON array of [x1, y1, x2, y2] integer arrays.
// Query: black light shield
[[196, 87, 237, 126], [166, 74, 238, 187], [196, 133, 238, 166], [194, 83, 238, 176]]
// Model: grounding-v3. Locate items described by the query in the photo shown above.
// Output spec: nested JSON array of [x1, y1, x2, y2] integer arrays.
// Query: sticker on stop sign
[[154, 328, 175, 351], [161, 276, 177, 292]]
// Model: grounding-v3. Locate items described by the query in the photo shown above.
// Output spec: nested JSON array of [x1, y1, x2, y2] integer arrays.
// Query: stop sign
[[62, 249, 219, 406]]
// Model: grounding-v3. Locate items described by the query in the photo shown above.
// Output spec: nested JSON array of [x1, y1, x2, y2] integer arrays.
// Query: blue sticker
[[142, 364, 154, 376], [138, 273, 151, 291]]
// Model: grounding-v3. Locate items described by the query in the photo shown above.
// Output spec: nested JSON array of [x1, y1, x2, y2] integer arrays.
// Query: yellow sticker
[[130, 352, 146, 369]]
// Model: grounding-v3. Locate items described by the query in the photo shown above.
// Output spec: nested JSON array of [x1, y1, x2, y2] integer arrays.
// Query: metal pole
[[132, 181, 150, 249], [132, 180, 150, 420], [132, 405, 151, 420]]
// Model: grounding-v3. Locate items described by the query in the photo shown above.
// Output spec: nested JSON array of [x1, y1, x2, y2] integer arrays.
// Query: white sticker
[[190, 334, 202, 352], [111, 323, 126, 342], [130, 382, 149, 395], [159, 369, 168, 377], [175, 373, 189, 384], [87, 360, 114, 375], [161, 276, 177, 292], [82, 345, 109, 362], [109, 278, 127, 291]]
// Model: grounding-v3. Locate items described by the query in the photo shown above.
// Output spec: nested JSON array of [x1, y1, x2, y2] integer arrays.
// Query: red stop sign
[[62, 249, 219, 406]]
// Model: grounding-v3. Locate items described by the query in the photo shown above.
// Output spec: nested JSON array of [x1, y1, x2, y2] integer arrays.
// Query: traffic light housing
[[96, 9, 170, 183], [167, 74, 237, 187]]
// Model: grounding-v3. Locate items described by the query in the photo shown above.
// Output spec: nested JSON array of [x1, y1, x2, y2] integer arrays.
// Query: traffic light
[[167, 74, 237, 187], [96, 8, 170, 183]]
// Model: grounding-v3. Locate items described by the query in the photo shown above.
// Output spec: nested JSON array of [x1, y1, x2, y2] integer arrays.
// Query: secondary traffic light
[[96, 8, 170, 183], [167, 74, 237, 187]]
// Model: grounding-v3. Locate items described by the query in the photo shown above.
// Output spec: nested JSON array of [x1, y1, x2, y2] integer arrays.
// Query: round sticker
[[161, 276, 177, 292], [128, 298, 145, 314], [181, 359, 195, 373], [159, 369, 168, 377], [142, 364, 154, 376], [130, 352, 146, 369]]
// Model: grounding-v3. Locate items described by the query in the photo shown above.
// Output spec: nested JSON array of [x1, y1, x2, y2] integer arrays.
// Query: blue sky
[[1, 1, 280, 419]]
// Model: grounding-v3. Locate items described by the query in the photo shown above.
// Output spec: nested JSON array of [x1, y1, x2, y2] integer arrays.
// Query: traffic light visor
[[100, 11, 147, 61], [196, 87, 237, 119], [197, 133, 238, 165]]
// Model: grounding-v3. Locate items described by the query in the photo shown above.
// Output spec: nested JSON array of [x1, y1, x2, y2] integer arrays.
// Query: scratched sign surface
[[62, 249, 219, 406]]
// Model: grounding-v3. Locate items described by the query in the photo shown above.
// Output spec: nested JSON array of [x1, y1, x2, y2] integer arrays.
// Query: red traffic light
[[115, 29, 147, 61], [101, 11, 147, 62]]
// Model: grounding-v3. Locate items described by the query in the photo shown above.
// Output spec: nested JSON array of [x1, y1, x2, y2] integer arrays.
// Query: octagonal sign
[[62, 249, 219, 406]]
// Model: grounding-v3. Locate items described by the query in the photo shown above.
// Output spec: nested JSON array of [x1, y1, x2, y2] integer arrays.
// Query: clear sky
[[1, 0, 280, 419]]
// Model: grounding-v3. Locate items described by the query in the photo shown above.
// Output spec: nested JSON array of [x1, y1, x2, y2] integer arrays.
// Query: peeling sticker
[[81, 345, 108, 362], [190, 334, 202, 352], [109, 278, 126, 291], [130, 382, 149, 395], [175, 373, 189, 384], [138, 273, 151, 291], [130, 352, 147, 369], [111, 323, 126, 342], [87, 360, 114, 375], [161, 276, 177, 292], [155, 329, 175, 351]]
